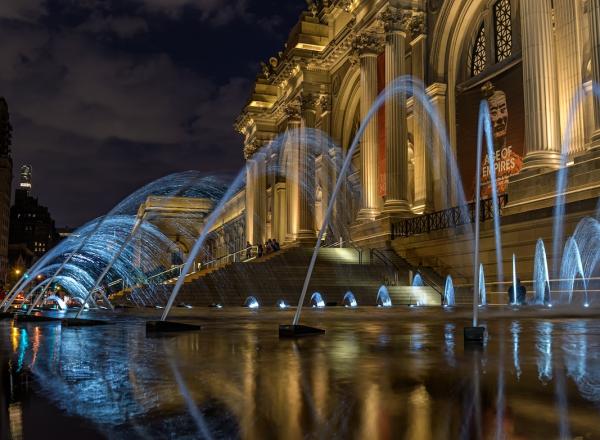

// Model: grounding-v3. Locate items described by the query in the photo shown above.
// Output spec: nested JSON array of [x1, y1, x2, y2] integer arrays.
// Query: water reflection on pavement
[[1, 308, 600, 439]]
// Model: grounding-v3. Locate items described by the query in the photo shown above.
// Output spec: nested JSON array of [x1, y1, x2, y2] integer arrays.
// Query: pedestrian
[[246, 241, 253, 259], [257, 243, 263, 258]]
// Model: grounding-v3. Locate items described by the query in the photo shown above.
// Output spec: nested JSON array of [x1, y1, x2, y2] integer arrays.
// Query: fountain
[[443, 275, 455, 307], [376, 286, 392, 308], [559, 237, 588, 306], [552, 84, 600, 276], [478, 264, 487, 308], [244, 296, 260, 309], [281, 76, 493, 337], [2, 172, 227, 318], [533, 239, 551, 305], [310, 292, 325, 308], [412, 273, 424, 287], [42, 295, 67, 311], [155, 129, 349, 334], [342, 291, 357, 308], [572, 217, 600, 284], [511, 254, 518, 306]]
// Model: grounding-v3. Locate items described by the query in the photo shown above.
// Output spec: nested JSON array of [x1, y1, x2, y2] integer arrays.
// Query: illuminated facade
[[229, 0, 600, 284]]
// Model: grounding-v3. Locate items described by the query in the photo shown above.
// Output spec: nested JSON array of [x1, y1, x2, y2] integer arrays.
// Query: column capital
[[318, 94, 331, 113], [379, 7, 413, 35], [244, 139, 264, 160], [351, 32, 383, 57], [300, 92, 319, 113], [409, 11, 426, 36], [284, 102, 302, 123]]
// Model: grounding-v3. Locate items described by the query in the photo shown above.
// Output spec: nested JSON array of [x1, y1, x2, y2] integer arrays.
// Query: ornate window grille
[[470, 23, 487, 77], [494, 0, 512, 62]]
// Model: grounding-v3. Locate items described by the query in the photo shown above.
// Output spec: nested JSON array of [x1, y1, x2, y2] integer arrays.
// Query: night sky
[[0, 0, 305, 228]]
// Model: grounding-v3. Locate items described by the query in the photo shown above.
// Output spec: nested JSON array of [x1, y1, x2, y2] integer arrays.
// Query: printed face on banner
[[480, 83, 522, 197], [456, 64, 525, 201]]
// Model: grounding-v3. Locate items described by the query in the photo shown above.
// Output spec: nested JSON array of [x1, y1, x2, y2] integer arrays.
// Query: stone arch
[[332, 66, 361, 153]]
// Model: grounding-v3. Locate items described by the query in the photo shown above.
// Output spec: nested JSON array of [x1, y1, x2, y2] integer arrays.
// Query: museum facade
[[205, 0, 600, 282]]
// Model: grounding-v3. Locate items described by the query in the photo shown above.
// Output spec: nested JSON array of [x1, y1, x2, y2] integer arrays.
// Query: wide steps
[[166, 246, 415, 307]]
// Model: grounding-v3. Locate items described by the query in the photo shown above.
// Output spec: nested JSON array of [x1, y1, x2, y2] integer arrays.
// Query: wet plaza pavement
[[1, 307, 600, 439]]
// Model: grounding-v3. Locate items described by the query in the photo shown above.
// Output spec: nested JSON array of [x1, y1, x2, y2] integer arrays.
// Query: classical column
[[297, 93, 317, 240], [426, 83, 449, 210], [245, 153, 256, 245], [520, 0, 562, 170], [554, 0, 586, 155], [254, 150, 267, 244], [318, 94, 332, 231], [410, 12, 433, 213], [381, 7, 412, 215], [353, 33, 383, 221], [285, 106, 301, 243], [590, 0, 600, 149]]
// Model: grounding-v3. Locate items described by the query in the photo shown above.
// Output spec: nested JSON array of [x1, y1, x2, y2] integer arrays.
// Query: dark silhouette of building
[[0, 98, 12, 287], [8, 165, 60, 279]]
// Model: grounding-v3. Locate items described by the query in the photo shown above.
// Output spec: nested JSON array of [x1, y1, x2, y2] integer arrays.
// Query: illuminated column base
[[522, 150, 562, 171]]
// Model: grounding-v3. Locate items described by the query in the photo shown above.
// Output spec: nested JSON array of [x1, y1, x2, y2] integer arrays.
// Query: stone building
[[0, 98, 13, 286], [227, 0, 600, 287]]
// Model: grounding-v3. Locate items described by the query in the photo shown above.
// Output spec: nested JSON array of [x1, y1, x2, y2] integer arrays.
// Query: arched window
[[469, 0, 514, 77], [494, 0, 512, 62], [470, 23, 487, 77]]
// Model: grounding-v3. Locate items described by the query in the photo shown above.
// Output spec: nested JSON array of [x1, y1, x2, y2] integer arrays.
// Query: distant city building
[[9, 165, 60, 277], [0, 97, 13, 287]]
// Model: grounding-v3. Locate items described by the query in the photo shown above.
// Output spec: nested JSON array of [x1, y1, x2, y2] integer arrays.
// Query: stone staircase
[[166, 246, 442, 307]]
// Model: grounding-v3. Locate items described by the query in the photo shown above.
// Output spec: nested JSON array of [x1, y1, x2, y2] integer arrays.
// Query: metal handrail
[[370, 248, 444, 299], [412, 268, 444, 298], [329, 237, 364, 264], [370, 248, 400, 285], [391, 194, 509, 238], [112, 244, 280, 297]]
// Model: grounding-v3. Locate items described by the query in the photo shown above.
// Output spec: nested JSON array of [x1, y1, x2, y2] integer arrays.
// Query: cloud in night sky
[[0, 0, 304, 227]]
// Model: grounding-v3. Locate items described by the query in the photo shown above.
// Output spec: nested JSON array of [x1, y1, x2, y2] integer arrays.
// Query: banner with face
[[480, 81, 523, 197], [455, 63, 525, 201]]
